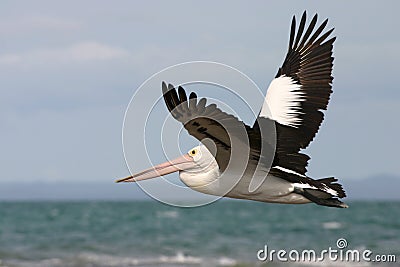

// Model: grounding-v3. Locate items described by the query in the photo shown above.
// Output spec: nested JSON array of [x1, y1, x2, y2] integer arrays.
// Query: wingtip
[[312, 13, 318, 21], [162, 81, 168, 94], [291, 14, 296, 26], [189, 92, 197, 99], [322, 18, 329, 26], [177, 86, 187, 103], [301, 10, 307, 19]]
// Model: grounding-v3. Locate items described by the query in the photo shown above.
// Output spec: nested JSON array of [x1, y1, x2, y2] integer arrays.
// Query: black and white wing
[[162, 82, 263, 172], [255, 11, 336, 175]]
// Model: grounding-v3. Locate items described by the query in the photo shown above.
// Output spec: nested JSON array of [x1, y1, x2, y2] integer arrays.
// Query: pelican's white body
[[179, 145, 311, 204]]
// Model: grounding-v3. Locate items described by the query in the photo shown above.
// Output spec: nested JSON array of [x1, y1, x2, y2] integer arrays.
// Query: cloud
[[0, 41, 130, 67], [0, 15, 82, 34]]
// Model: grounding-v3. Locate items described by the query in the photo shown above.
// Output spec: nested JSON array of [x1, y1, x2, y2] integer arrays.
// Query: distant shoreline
[[1, 175, 399, 200]]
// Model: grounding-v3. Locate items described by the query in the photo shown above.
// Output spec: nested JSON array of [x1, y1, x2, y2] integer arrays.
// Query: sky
[[0, 1, 399, 199]]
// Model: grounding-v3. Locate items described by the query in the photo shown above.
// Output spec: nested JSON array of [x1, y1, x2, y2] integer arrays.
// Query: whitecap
[[3, 258, 63, 267], [217, 256, 237, 266], [159, 251, 202, 264], [322, 221, 343, 230], [156, 210, 179, 218], [78, 251, 202, 266]]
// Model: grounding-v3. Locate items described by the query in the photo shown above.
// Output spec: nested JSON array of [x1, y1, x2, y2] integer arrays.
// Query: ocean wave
[[1, 252, 239, 267], [2, 258, 63, 267], [322, 221, 343, 230], [156, 210, 180, 219], [79, 251, 202, 266]]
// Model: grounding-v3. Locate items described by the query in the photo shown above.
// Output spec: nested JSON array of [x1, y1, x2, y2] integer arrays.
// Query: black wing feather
[[162, 82, 256, 172], [263, 12, 335, 175]]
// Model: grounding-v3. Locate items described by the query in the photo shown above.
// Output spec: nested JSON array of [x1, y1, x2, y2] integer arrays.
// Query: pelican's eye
[[189, 149, 197, 157]]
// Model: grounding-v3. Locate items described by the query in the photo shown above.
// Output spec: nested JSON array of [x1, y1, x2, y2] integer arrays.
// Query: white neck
[[179, 162, 220, 195]]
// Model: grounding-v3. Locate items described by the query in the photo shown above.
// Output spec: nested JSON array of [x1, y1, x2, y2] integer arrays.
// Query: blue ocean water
[[0, 201, 398, 267]]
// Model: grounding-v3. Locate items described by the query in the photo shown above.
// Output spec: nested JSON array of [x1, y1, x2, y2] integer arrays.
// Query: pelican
[[117, 11, 347, 208]]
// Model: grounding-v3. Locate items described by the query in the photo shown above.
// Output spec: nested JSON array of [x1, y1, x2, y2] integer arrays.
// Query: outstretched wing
[[162, 82, 255, 172], [256, 11, 335, 175]]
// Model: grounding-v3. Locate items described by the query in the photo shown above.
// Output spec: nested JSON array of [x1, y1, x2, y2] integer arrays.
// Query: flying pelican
[[117, 11, 347, 208]]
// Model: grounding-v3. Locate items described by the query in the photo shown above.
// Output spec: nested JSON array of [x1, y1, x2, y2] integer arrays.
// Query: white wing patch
[[273, 166, 306, 177], [293, 183, 338, 197], [275, 166, 339, 197], [260, 75, 305, 128], [293, 182, 317, 190]]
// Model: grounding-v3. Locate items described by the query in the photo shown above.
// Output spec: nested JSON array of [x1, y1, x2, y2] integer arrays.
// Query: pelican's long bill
[[116, 154, 195, 183]]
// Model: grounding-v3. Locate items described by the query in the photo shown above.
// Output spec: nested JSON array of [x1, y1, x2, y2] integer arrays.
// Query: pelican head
[[116, 145, 220, 189]]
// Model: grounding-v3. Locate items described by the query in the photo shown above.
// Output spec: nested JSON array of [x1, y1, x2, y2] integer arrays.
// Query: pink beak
[[116, 154, 195, 183]]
